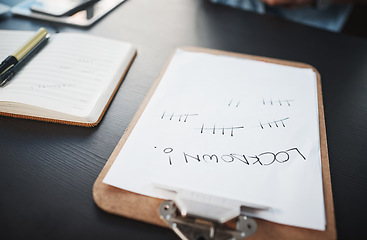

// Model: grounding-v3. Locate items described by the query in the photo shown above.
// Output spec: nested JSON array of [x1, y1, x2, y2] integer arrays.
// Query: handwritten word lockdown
[[163, 147, 306, 166]]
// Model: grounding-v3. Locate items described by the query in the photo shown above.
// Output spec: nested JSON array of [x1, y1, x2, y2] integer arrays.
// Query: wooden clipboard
[[93, 47, 336, 240]]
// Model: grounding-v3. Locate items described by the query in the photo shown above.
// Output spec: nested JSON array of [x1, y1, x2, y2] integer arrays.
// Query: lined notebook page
[[0, 31, 134, 122]]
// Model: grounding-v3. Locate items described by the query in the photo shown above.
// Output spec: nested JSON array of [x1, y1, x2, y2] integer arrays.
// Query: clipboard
[[93, 47, 336, 240]]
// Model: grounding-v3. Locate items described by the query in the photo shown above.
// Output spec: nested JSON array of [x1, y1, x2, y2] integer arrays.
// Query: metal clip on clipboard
[[157, 187, 259, 240], [159, 200, 256, 240]]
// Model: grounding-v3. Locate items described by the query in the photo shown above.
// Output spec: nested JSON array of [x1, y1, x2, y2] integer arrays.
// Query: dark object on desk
[[30, 0, 99, 17], [342, 5, 367, 39], [11, 0, 126, 27]]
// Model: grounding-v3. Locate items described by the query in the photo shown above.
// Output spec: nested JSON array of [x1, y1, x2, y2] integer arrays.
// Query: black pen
[[0, 33, 50, 87], [0, 27, 49, 75]]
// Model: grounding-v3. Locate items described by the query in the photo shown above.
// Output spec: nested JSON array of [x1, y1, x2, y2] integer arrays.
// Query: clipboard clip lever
[[159, 200, 257, 240]]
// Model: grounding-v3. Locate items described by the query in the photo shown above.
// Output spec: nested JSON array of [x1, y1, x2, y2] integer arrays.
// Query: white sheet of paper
[[103, 49, 325, 230]]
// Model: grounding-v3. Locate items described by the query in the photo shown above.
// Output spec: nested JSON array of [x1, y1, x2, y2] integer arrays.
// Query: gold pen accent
[[13, 27, 48, 61], [0, 27, 49, 75], [0, 28, 50, 87]]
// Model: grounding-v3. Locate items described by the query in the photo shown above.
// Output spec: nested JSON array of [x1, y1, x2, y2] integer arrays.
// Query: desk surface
[[1, 0, 367, 239]]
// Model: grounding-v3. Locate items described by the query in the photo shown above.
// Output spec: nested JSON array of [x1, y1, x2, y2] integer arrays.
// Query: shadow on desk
[[342, 5, 367, 39]]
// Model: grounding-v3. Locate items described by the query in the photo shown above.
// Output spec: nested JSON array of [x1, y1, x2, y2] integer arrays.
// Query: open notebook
[[0, 30, 136, 127]]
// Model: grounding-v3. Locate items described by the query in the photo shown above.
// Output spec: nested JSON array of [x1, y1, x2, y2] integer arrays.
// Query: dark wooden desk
[[1, 0, 366, 239]]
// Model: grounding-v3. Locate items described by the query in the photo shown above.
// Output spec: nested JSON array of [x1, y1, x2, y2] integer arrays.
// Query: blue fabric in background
[[211, 0, 352, 32]]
